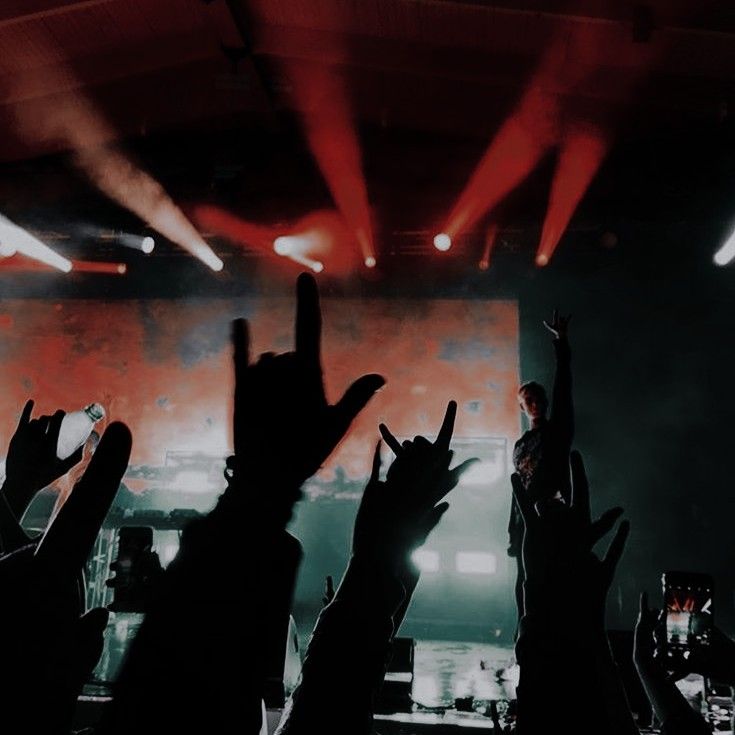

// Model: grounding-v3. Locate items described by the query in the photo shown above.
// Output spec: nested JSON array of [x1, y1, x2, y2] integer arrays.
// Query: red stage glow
[[443, 23, 659, 263], [0, 255, 126, 274], [248, 1, 375, 266], [0, 298, 520, 480], [536, 124, 610, 266], [193, 204, 276, 254], [479, 223, 499, 270]]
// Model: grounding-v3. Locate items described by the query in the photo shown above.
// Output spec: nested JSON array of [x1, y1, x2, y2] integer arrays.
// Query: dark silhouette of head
[[518, 381, 548, 422]]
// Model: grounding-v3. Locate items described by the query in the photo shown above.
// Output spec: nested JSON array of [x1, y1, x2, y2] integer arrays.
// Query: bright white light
[[413, 676, 439, 706], [117, 232, 155, 254], [456, 551, 497, 575], [411, 548, 440, 573], [159, 543, 179, 566], [0, 242, 15, 257], [478, 259, 489, 271], [274, 236, 294, 256], [197, 246, 223, 272], [0, 214, 72, 272], [172, 469, 211, 494], [536, 253, 549, 267], [364, 256, 376, 268], [274, 234, 323, 272], [459, 458, 504, 486], [433, 233, 452, 251], [714, 229, 735, 266]]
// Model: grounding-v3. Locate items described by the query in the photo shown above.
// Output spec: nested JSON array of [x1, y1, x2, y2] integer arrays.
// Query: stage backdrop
[[0, 296, 520, 641], [0, 297, 519, 482]]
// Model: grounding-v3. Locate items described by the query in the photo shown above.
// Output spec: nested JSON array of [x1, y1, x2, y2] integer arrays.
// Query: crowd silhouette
[[0, 272, 732, 734]]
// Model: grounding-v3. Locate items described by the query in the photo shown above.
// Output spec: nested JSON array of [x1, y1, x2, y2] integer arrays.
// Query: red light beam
[[535, 123, 610, 266]]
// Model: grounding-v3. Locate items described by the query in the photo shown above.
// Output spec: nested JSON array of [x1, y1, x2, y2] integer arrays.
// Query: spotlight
[[273, 236, 294, 256], [433, 233, 451, 251], [311, 261, 324, 273], [364, 256, 376, 268], [0, 242, 16, 257], [714, 229, 735, 266], [198, 248, 224, 272], [115, 232, 156, 254], [478, 260, 490, 271], [535, 253, 549, 267], [0, 214, 72, 272], [411, 549, 440, 573]]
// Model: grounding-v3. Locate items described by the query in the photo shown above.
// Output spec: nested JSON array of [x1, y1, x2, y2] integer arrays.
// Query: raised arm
[[513, 452, 637, 735], [276, 402, 476, 735], [104, 273, 385, 735], [544, 310, 573, 445], [634, 592, 711, 735]]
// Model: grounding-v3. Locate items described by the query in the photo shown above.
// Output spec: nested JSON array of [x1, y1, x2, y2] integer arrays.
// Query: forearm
[[551, 337, 574, 440], [518, 579, 637, 735], [276, 556, 405, 735]]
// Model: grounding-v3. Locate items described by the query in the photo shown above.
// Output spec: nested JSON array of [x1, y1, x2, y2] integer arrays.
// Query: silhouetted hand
[[513, 451, 628, 627], [2, 399, 84, 520], [353, 401, 477, 569], [231, 273, 384, 516], [543, 308, 571, 340], [0, 422, 131, 732]]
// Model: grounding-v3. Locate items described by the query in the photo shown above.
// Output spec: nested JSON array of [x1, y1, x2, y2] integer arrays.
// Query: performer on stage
[[508, 309, 573, 619]]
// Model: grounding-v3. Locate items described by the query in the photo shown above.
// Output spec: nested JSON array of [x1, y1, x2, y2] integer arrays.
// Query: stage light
[[456, 551, 497, 575], [311, 261, 324, 273], [714, 229, 735, 266], [364, 256, 376, 268], [434, 233, 452, 251], [195, 247, 223, 272], [114, 232, 155, 254], [536, 253, 549, 267], [0, 242, 16, 257], [0, 214, 72, 272], [72, 260, 127, 275], [273, 236, 294, 256], [411, 549, 440, 573]]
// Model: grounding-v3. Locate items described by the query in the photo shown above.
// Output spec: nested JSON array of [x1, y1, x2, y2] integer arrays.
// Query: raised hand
[[0, 422, 131, 733], [2, 399, 84, 521], [634, 592, 713, 735], [353, 401, 477, 568], [231, 273, 384, 509], [542, 308, 571, 340], [512, 451, 628, 625]]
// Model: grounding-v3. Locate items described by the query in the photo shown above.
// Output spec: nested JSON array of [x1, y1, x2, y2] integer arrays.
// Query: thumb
[[332, 373, 385, 435]]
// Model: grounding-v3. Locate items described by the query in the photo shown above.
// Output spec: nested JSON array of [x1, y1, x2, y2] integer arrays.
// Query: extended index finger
[[436, 400, 457, 451], [295, 272, 321, 369], [17, 399, 34, 429], [35, 422, 132, 578]]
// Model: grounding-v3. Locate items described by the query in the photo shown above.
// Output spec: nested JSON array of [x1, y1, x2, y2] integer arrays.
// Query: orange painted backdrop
[[0, 297, 519, 481]]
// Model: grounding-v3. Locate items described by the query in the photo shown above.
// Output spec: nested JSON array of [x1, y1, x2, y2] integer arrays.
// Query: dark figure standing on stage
[[508, 310, 573, 619]]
